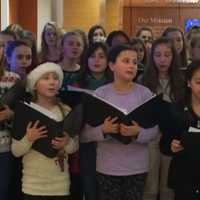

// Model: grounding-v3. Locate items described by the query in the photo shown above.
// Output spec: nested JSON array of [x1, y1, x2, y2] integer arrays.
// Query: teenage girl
[[160, 60, 200, 200], [5, 40, 33, 200], [141, 37, 185, 200], [81, 44, 158, 200], [6, 40, 32, 78], [39, 22, 61, 63], [189, 36, 200, 62], [135, 27, 154, 55], [11, 62, 79, 200], [59, 31, 84, 200], [130, 37, 147, 77], [79, 42, 110, 200], [21, 30, 38, 68], [0, 37, 20, 200], [106, 30, 129, 48], [59, 31, 84, 90], [162, 27, 188, 71], [88, 25, 106, 45]]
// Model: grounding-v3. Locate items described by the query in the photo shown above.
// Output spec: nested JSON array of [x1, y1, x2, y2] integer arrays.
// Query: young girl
[[162, 27, 188, 70], [6, 40, 33, 78], [59, 31, 84, 90], [11, 62, 79, 200], [106, 30, 129, 48], [135, 27, 154, 54], [5, 23, 24, 40], [39, 22, 61, 63], [141, 37, 185, 200], [136, 27, 154, 45], [189, 36, 200, 62], [130, 37, 147, 76], [79, 42, 110, 200], [0, 38, 20, 200], [73, 29, 88, 68], [21, 30, 38, 68], [160, 60, 200, 200], [186, 26, 200, 57], [79, 42, 110, 89], [59, 31, 84, 200], [88, 25, 106, 45], [81, 44, 158, 200]]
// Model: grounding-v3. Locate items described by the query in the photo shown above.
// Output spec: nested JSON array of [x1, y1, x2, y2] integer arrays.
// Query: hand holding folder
[[62, 86, 163, 144], [25, 120, 48, 143], [64, 85, 163, 127], [82, 92, 162, 144], [12, 101, 83, 158], [83, 92, 162, 127]]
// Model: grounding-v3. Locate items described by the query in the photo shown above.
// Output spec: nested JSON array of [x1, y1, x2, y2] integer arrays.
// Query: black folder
[[82, 92, 162, 144], [58, 86, 163, 144], [58, 86, 92, 108], [83, 93, 162, 127], [12, 101, 82, 158], [1, 79, 28, 109], [181, 129, 200, 160]]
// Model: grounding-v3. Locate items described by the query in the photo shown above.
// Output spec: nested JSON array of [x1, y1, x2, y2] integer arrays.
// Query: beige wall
[[105, 0, 121, 34], [63, 0, 101, 33], [63, 0, 121, 35]]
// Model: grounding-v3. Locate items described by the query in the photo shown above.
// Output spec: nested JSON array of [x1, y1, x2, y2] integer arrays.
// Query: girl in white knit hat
[[11, 62, 79, 200]]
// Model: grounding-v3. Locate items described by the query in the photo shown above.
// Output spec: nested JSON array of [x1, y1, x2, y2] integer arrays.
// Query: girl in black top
[[160, 60, 200, 200]]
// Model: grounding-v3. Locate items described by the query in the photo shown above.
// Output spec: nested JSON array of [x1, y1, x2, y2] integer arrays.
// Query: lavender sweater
[[80, 83, 158, 176]]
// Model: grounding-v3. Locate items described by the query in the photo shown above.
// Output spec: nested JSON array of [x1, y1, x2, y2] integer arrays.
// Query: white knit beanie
[[26, 62, 63, 94]]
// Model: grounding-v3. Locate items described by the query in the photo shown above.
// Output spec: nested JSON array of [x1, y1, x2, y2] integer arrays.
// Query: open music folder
[[12, 101, 82, 158], [62, 86, 163, 144]]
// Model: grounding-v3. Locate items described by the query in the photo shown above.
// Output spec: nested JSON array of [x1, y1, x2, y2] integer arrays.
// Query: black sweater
[[159, 103, 200, 189]]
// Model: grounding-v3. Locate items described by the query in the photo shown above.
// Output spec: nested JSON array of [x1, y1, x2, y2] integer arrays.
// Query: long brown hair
[[40, 22, 59, 63], [143, 37, 184, 102], [162, 27, 188, 68]]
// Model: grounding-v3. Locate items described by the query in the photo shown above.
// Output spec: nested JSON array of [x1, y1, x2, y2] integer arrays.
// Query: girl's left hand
[[120, 121, 140, 137], [51, 134, 70, 150], [0, 105, 14, 121]]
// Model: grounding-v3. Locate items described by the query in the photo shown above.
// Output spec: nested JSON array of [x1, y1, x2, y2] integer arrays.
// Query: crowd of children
[[0, 21, 200, 200]]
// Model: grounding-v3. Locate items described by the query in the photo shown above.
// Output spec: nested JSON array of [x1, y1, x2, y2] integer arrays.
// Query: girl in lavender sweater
[[80, 44, 158, 200]]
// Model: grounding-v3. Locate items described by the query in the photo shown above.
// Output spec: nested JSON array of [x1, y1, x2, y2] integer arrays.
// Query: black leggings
[[23, 194, 69, 200], [96, 172, 147, 200]]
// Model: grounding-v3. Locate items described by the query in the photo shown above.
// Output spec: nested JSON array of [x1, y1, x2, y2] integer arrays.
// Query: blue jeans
[[0, 152, 13, 200]]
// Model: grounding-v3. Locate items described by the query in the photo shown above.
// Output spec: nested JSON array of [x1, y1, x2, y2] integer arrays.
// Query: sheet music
[[188, 126, 200, 133], [24, 101, 62, 122]]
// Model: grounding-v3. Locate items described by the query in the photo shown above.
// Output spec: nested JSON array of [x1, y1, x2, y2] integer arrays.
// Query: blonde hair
[[61, 31, 84, 51], [40, 22, 60, 62]]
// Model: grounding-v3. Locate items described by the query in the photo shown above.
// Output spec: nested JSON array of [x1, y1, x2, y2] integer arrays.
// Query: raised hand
[[102, 116, 119, 134], [26, 120, 48, 143]]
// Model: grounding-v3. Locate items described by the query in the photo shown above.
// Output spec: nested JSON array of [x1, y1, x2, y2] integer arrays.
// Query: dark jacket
[[160, 102, 200, 190]]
